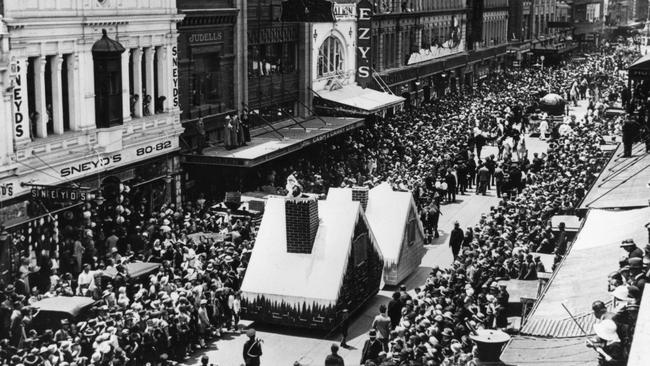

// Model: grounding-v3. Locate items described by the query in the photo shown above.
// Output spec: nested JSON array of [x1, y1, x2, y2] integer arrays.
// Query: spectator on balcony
[[143, 95, 152, 116]]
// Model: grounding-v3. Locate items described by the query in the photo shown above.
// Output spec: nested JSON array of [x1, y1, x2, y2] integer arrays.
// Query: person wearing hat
[[324, 343, 344, 366], [620, 239, 643, 266], [55, 319, 71, 342], [360, 329, 384, 365], [243, 328, 262, 366], [587, 319, 625, 365], [449, 221, 464, 260], [626, 257, 646, 292], [197, 299, 210, 349], [338, 308, 350, 348]]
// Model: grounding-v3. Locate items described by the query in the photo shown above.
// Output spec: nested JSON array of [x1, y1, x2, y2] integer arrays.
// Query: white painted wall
[[311, 19, 357, 91]]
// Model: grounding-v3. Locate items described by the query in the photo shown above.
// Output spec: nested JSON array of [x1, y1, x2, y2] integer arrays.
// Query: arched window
[[317, 36, 344, 77]]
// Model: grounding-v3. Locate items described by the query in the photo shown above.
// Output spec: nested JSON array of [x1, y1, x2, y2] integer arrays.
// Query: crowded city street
[[2, 1, 650, 366]]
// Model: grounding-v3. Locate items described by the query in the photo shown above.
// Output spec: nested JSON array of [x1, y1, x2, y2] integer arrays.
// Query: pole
[[561, 303, 613, 362]]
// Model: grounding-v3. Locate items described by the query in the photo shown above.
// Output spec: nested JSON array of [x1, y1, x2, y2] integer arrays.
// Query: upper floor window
[[92, 30, 125, 129], [317, 36, 344, 78]]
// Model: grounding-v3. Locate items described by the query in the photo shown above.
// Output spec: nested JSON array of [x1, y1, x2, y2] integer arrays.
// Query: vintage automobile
[[30, 296, 97, 331]]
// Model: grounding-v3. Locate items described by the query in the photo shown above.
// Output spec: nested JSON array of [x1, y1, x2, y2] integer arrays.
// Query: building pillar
[[121, 50, 131, 121], [0, 92, 11, 165], [132, 48, 143, 118], [33, 56, 47, 138], [235, 0, 247, 112], [77, 51, 96, 129], [66, 54, 80, 131], [144, 47, 155, 116], [395, 27, 404, 67], [50, 54, 64, 135], [155, 45, 167, 113]]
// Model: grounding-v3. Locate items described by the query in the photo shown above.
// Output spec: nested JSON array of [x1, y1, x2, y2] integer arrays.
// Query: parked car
[[30, 296, 97, 331]]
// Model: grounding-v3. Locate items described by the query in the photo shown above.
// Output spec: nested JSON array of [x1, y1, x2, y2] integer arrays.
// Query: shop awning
[[629, 54, 650, 79], [313, 85, 405, 116], [183, 116, 364, 167]]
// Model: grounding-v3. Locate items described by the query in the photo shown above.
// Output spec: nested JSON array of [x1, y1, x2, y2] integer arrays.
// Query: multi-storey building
[[0, 1, 184, 234], [470, 0, 509, 80], [366, 0, 509, 104], [572, 0, 605, 42], [508, 0, 572, 66], [632, 0, 649, 21], [370, 0, 469, 102]]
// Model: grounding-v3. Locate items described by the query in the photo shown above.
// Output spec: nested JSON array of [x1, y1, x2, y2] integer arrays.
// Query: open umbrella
[[539, 93, 566, 116], [539, 93, 565, 106]]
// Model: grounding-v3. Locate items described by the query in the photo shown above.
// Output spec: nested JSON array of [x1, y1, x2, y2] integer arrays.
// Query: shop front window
[[187, 49, 234, 117], [248, 42, 296, 77], [317, 36, 344, 77]]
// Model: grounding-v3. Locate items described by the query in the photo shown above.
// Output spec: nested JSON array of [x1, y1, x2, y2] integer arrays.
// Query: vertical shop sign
[[356, 0, 373, 88], [171, 46, 179, 108], [12, 59, 26, 139]]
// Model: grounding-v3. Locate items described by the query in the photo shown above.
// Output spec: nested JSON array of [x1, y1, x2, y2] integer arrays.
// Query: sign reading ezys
[[356, 0, 373, 88]]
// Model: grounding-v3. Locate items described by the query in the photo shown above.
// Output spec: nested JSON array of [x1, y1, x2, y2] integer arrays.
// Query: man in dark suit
[[456, 162, 468, 195], [449, 221, 464, 260], [445, 169, 457, 203], [477, 164, 490, 195], [325, 343, 345, 366], [387, 292, 403, 330], [243, 329, 262, 366], [360, 330, 384, 365], [622, 119, 639, 157]]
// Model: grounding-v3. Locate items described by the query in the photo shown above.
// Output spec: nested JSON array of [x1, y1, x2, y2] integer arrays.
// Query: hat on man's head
[[594, 319, 619, 342], [611, 285, 633, 301], [369, 329, 377, 337], [620, 239, 635, 248], [629, 257, 643, 269]]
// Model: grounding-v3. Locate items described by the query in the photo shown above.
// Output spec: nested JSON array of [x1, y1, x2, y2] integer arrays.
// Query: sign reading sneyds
[[30, 186, 88, 202], [12, 59, 27, 139], [356, 0, 372, 88]]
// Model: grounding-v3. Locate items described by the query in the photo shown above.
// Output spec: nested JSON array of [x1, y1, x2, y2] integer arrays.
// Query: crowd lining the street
[[1, 44, 647, 366]]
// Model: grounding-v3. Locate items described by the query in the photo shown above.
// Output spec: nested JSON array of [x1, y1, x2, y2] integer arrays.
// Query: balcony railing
[[15, 111, 181, 162]]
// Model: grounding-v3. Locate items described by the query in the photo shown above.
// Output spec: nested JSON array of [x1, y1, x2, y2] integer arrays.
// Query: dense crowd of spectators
[[0, 44, 643, 366], [349, 50, 640, 365], [1, 194, 257, 366]]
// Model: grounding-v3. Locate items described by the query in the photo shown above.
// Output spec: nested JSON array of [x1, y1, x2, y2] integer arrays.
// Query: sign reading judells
[[356, 0, 372, 88]]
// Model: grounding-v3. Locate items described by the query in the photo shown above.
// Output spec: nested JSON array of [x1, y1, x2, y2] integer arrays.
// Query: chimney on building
[[351, 186, 369, 211], [285, 196, 319, 254]]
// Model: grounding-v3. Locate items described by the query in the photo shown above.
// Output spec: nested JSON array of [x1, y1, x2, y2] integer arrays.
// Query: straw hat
[[593, 319, 619, 342], [611, 285, 633, 301]]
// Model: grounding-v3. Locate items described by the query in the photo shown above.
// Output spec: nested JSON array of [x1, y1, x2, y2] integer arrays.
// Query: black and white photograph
[[0, 0, 648, 365]]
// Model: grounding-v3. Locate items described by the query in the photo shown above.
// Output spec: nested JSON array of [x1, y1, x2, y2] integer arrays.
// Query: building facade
[[1, 1, 184, 231], [176, 0, 241, 153]]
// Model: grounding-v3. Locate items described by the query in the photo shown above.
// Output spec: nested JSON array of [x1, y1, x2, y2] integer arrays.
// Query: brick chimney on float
[[351, 186, 369, 210], [285, 196, 319, 254]]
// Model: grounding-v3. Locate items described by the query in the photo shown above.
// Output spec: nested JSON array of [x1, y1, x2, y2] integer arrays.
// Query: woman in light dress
[[538, 118, 549, 140]]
